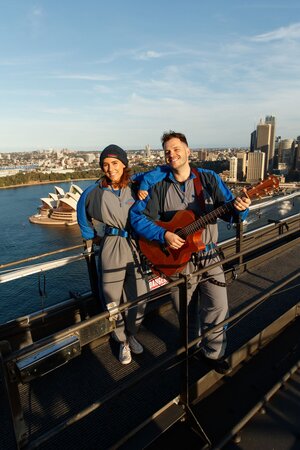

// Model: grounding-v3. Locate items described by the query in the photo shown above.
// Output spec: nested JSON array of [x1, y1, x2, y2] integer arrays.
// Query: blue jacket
[[130, 166, 249, 245], [77, 172, 151, 240]]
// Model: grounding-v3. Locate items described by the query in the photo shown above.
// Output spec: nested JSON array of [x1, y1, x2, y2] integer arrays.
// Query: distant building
[[83, 153, 96, 164], [246, 151, 265, 183], [265, 115, 276, 172], [250, 115, 276, 176], [295, 138, 300, 171], [145, 145, 151, 158], [229, 157, 237, 182], [250, 130, 256, 152], [198, 150, 208, 161], [278, 139, 295, 174], [236, 152, 247, 181]]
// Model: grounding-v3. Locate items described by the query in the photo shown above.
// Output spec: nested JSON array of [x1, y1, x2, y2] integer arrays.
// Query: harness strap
[[105, 226, 129, 238], [202, 271, 227, 287], [191, 167, 217, 254], [191, 167, 206, 213], [204, 242, 216, 252]]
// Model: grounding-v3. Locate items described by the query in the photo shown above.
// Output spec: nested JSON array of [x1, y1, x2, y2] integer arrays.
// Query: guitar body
[[138, 210, 206, 277]]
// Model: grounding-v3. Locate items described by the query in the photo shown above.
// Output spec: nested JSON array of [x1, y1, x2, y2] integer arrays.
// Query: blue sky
[[1, 0, 300, 152]]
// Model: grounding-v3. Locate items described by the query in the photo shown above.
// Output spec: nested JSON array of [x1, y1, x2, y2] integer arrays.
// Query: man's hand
[[234, 188, 252, 211], [164, 231, 185, 249], [137, 190, 148, 200]]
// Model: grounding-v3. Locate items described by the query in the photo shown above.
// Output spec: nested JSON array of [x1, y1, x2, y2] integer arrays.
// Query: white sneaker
[[128, 336, 143, 354], [119, 342, 132, 364]]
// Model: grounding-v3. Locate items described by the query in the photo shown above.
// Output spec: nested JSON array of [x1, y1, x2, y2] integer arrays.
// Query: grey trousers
[[100, 260, 147, 343], [171, 250, 228, 360]]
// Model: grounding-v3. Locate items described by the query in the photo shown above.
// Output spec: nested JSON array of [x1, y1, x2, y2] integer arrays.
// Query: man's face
[[164, 137, 190, 170]]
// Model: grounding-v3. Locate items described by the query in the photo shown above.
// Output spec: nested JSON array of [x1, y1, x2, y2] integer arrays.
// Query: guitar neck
[[178, 200, 234, 238], [172, 176, 279, 240]]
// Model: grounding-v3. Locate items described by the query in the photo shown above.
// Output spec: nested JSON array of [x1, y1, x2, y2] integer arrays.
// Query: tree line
[[0, 169, 102, 188]]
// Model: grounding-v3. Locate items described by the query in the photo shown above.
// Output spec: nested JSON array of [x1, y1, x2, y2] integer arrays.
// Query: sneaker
[[128, 336, 143, 354], [119, 342, 132, 365], [201, 354, 232, 375]]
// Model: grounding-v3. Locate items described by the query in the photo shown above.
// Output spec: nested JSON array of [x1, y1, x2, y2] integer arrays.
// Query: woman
[[77, 144, 148, 365]]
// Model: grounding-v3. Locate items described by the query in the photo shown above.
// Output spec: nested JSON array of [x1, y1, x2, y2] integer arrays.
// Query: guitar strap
[[191, 168, 227, 288], [191, 167, 206, 214]]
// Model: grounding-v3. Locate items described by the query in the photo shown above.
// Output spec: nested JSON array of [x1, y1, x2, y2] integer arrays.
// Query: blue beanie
[[99, 144, 128, 169]]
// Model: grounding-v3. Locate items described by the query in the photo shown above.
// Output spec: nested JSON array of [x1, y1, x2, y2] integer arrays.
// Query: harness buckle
[[105, 226, 129, 238]]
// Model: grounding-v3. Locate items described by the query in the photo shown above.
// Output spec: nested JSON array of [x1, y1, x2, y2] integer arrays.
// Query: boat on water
[[28, 184, 83, 226], [0, 195, 300, 449]]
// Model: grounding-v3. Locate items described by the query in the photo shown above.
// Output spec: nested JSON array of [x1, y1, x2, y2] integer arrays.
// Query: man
[[130, 131, 251, 374]]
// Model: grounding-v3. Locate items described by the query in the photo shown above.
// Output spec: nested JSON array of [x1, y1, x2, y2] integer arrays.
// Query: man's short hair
[[161, 131, 188, 148]]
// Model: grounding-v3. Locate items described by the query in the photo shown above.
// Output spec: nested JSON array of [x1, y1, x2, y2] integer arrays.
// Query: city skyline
[[1, 1, 300, 152]]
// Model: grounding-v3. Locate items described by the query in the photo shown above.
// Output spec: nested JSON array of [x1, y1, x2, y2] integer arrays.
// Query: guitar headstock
[[246, 175, 280, 199]]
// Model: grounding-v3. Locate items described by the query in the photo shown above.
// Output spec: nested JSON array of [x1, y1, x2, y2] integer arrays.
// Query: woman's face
[[102, 157, 125, 184]]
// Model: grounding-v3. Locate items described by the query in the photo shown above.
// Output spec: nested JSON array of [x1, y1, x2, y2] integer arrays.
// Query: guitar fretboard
[[177, 200, 234, 239]]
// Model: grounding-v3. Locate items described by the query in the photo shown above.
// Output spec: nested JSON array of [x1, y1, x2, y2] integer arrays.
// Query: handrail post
[[83, 240, 100, 304], [236, 219, 244, 266], [178, 275, 212, 447], [178, 274, 189, 405]]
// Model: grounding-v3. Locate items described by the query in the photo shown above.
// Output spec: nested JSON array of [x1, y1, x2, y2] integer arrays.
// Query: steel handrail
[[0, 244, 83, 270], [1, 211, 299, 284]]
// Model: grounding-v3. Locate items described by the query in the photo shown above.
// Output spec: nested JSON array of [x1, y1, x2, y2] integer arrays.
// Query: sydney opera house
[[29, 184, 83, 226]]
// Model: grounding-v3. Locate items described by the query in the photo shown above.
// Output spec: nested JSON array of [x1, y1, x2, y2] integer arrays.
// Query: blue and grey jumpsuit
[[131, 167, 249, 360], [77, 180, 147, 343]]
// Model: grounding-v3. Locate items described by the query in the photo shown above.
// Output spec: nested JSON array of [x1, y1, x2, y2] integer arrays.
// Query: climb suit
[[131, 167, 249, 360], [77, 180, 147, 343]]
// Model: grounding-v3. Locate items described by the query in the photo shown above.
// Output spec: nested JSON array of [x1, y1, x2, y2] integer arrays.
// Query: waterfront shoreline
[[0, 177, 99, 190]]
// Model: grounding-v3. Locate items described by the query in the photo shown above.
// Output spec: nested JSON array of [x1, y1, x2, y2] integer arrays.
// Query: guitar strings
[[177, 201, 234, 238]]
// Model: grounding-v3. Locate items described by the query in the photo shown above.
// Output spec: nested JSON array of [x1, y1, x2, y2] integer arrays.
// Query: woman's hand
[[137, 190, 149, 200]]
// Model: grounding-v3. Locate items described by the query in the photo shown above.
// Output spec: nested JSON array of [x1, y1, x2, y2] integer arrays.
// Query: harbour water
[[0, 181, 299, 324]]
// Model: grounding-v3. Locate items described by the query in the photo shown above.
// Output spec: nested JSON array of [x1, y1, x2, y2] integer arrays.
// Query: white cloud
[[135, 50, 164, 60], [93, 85, 113, 94], [41, 107, 75, 115], [53, 74, 116, 81], [251, 22, 300, 42]]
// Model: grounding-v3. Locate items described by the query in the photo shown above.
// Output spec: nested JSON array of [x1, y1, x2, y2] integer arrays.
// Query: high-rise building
[[295, 145, 300, 171], [250, 130, 256, 152], [229, 157, 237, 182], [265, 115, 276, 172], [278, 139, 295, 174], [246, 151, 265, 183], [250, 115, 276, 176], [236, 151, 247, 181]]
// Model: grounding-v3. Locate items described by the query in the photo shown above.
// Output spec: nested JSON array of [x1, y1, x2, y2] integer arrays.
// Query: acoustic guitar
[[138, 176, 280, 277]]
